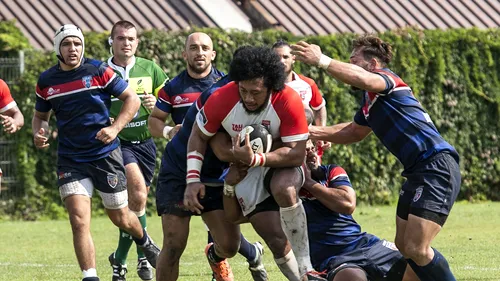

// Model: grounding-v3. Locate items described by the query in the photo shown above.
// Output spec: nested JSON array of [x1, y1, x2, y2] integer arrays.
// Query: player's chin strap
[[186, 151, 204, 184]]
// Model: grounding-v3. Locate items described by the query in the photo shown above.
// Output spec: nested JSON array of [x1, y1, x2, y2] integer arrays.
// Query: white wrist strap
[[223, 182, 235, 197], [186, 151, 204, 184], [162, 125, 173, 139], [249, 153, 266, 167], [318, 54, 332, 70]]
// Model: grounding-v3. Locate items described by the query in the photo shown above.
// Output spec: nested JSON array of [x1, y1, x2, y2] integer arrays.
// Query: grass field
[[0, 202, 499, 281]]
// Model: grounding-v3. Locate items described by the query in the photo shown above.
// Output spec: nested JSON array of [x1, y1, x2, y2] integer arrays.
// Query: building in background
[[1, 0, 499, 50]]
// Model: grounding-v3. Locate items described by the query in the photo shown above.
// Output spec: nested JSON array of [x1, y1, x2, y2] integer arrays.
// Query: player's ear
[[211, 50, 216, 61], [108, 37, 113, 46]]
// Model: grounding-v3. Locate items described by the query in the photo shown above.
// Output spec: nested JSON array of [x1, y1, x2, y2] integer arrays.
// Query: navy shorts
[[120, 138, 156, 187], [156, 169, 224, 217], [326, 239, 407, 281], [397, 152, 461, 224], [57, 148, 127, 194]]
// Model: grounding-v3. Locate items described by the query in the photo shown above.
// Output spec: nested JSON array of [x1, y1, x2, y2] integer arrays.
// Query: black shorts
[[155, 171, 224, 217], [121, 138, 157, 186], [326, 239, 407, 281], [57, 148, 127, 194], [397, 152, 461, 225]]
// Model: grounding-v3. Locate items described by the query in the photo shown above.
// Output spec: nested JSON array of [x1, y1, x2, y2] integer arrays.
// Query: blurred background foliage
[[1, 20, 499, 220]]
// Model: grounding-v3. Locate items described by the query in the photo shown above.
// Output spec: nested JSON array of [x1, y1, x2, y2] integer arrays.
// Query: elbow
[[340, 202, 355, 215]]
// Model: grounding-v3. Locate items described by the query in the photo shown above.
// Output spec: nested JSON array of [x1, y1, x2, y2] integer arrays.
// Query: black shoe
[[137, 257, 153, 280], [82, 277, 100, 281], [108, 252, 128, 281], [137, 235, 160, 268]]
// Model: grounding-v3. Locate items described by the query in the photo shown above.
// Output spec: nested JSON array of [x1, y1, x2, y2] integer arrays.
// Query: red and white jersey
[[197, 82, 309, 143], [286, 72, 325, 111], [0, 79, 17, 113]]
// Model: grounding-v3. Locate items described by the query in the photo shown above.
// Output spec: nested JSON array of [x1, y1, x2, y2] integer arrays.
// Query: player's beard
[[241, 91, 271, 115], [187, 60, 211, 74]]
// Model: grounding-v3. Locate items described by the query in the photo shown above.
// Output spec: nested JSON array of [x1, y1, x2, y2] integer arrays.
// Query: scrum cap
[[53, 24, 84, 63]]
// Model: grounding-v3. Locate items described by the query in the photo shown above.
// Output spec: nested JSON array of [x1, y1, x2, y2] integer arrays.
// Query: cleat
[[247, 242, 268, 281], [204, 242, 234, 281], [304, 270, 328, 281], [137, 235, 160, 269], [108, 252, 127, 281], [137, 257, 153, 280], [82, 278, 100, 281]]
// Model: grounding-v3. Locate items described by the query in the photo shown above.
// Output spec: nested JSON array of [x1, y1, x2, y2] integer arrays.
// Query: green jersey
[[108, 56, 168, 142]]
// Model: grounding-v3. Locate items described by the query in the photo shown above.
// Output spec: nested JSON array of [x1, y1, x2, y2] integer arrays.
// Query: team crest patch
[[413, 187, 423, 202], [82, 75, 93, 88], [107, 173, 118, 188]]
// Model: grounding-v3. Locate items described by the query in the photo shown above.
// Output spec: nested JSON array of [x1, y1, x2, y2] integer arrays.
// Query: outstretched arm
[[291, 41, 387, 93], [308, 121, 372, 144]]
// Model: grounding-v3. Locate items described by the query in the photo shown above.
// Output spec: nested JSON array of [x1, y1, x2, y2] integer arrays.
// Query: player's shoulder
[[37, 64, 59, 86], [274, 84, 303, 101], [210, 81, 237, 98], [212, 67, 225, 78], [324, 164, 349, 179], [296, 73, 317, 86], [134, 57, 159, 70], [0, 78, 8, 90], [84, 58, 105, 69], [374, 68, 407, 86]]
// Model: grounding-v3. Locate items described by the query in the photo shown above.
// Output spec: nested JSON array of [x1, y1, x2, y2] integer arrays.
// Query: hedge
[[1, 20, 499, 220]]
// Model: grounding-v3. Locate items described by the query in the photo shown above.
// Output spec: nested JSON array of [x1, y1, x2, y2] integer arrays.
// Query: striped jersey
[[160, 75, 233, 183], [108, 56, 168, 142], [35, 58, 128, 162], [156, 67, 224, 125], [302, 164, 379, 271], [354, 68, 458, 170]]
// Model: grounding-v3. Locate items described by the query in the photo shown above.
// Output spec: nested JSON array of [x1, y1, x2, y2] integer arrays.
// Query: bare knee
[[216, 239, 240, 258], [128, 188, 148, 212], [270, 184, 297, 207], [333, 268, 368, 281], [395, 240, 408, 257], [403, 240, 430, 261], [265, 235, 289, 258], [108, 208, 133, 229], [69, 213, 89, 234]]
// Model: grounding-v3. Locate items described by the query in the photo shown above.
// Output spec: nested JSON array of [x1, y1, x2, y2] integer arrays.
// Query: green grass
[[0, 202, 499, 281]]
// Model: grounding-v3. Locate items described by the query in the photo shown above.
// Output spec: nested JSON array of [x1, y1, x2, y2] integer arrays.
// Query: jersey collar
[[107, 56, 136, 80]]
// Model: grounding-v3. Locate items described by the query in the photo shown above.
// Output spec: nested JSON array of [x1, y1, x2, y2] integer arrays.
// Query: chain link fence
[[0, 51, 24, 200]]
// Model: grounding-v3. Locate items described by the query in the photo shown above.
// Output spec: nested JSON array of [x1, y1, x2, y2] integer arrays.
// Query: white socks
[[280, 200, 314, 276], [274, 248, 302, 281], [82, 268, 97, 278]]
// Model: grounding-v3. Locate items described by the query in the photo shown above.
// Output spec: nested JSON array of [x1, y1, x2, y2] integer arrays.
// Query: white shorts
[[235, 167, 271, 216], [235, 166, 305, 216], [59, 178, 128, 210]]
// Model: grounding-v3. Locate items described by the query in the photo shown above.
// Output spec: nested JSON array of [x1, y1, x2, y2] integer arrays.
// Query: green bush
[[1, 21, 499, 219]]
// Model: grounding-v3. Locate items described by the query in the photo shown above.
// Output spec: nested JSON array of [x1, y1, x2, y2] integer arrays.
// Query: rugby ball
[[239, 124, 272, 154]]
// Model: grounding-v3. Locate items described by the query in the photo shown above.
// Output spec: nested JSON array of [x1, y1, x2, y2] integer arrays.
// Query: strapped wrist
[[318, 54, 332, 70], [162, 125, 173, 139], [249, 153, 266, 167], [223, 182, 235, 197], [186, 151, 204, 184]]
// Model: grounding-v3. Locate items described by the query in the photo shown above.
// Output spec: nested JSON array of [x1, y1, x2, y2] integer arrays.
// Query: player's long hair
[[230, 46, 286, 92], [352, 34, 393, 66]]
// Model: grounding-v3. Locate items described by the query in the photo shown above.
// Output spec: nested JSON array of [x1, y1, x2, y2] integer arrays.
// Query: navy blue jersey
[[302, 164, 379, 271], [160, 75, 233, 183], [354, 68, 458, 170], [35, 58, 128, 162], [156, 67, 224, 125]]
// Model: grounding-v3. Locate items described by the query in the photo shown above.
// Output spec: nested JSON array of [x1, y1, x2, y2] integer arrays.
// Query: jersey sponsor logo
[[413, 187, 423, 202], [47, 87, 60, 96], [124, 120, 147, 128], [232, 124, 243, 132], [299, 90, 307, 100], [173, 95, 190, 104], [107, 173, 118, 188], [198, 108, 208, 125], [82, 75, 93, 88], [58, 172, 72, 179]]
